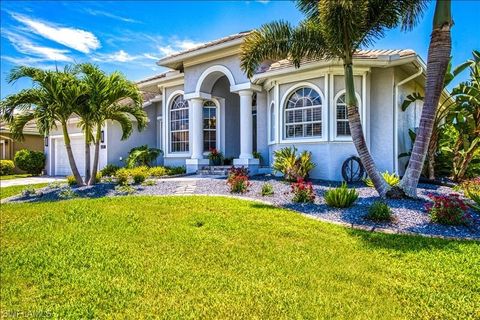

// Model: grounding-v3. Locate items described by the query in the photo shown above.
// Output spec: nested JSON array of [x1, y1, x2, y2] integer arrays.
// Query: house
[[1, 121, 44, 172], [45, 31, 433, 180]]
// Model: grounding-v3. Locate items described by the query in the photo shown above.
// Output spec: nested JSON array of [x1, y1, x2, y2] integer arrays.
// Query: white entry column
[[234, 90, 259, 174], [186, 97, 209, 173]]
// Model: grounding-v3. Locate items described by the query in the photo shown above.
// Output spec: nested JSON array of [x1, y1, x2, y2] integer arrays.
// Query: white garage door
[[55, 136, 86, 176]]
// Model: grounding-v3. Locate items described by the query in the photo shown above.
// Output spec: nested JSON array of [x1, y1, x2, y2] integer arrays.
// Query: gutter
[[393, 62, 424, 173]]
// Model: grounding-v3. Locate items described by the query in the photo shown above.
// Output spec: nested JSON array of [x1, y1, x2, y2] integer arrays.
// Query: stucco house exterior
[[45, 31, 438, 180]]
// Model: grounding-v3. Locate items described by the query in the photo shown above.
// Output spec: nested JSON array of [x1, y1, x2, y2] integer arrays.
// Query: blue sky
[[1, 0, 479, 98]]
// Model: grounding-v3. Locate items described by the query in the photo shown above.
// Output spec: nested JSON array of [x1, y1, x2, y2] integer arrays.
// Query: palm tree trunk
[[427, 136, 438, 180], [84, 124, 91, 183], [61, 121, 84, 185], [88, 123, 102, 185], [399, 0, 453, 197], [344, 60, 390, 197]]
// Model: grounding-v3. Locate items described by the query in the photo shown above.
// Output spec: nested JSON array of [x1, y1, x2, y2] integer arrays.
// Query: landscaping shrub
[[149, 166, 168, 177], [13, 149, 45, 175], [425, 193, 472, 225], [291, 178, 315, 203], [141, 179, 157, 186], [166, 166, 186, 176], [364, 171, 399, 188], [115, 168, 131, 185], [131, 166, 149, 184], [460, 178, 480, 212], [95, 172, 102, 184], [21, 186, 36, 197], [125, 145, 162, 168], [253, 151, 263, 165], [261, 183, 274, 196], [324, 183, 358, 208], [0, 160, 15, 175], [114, 184, 136, 195], [48, 181, 64, 189], [208, 148, 224, 165], [273, 146, 315, 181], [66, 175, 77, 186], [366, 201, 393, 222], [227, 166, 250, 193], [58, 186, 77, 199], [100, 164, 120, 177]]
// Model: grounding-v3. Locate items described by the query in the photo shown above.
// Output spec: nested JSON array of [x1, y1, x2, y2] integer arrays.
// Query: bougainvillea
[[425, 193, 472, 225]]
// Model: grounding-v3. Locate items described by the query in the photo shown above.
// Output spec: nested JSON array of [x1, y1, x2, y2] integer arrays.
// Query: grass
[[1, 196, 479, 319], [0, 183, 49, 199], [0, 173, 31, 180]]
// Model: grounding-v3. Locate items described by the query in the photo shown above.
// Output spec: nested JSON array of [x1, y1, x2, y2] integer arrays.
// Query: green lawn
[[1, 196, 478, 319], [0, 173, 31, 180], [0, 183, 49, 199]]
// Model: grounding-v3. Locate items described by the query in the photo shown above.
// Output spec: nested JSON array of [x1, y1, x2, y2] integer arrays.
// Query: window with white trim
[[203, 100, 217, 152], [284, 87, 322, 139], [269, 102, 275, 142], [170, 95, 189, 153], [336, 93, 351, 136]]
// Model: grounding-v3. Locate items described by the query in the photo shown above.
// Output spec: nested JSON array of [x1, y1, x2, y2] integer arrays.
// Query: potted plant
[[208, 148, 223, 165]]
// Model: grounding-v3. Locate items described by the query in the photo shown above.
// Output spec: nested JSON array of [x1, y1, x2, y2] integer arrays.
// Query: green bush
[[115, 168, 131, 186], [364, 171, 399, 188], [0, 160, 15, 175], [14, 149, 45, 175], [100, 164, 120, 177], [21, 186, 36, 197], [141, 179, 157, 186], [366, 201, 393, 222], [114, 184, 136, 195], [461, 178, 480, 212], [273, 146, 315, 181], [149, 166, 168, 177], [58, 186, 77, 199], [66, 175, 77, 186], [324, 183, 358, 208], [291, 179, 315, 203], [261, 183, 274, 196], [131, 166, 149, 184], [166, 166, 186, 176], [125, 145, 162, 168]]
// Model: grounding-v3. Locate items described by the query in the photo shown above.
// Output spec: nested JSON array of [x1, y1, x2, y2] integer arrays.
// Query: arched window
[[336, 93, 350, 136], [203, 100, 217, 152], [284, 87, 322, 139], [170, 95, 189, 153], [269, 102, 275, 142]]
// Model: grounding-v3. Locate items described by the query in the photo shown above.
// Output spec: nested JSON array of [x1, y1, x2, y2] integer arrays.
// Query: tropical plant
[[0, 160, 15, 175], [149, 166, 168, 177], [21, 186, 36, 197], [272, 146, 315, 181], [366, 201, 393, 222], [66, 175, 77, 186], [77, 63, 147, 185], [241, 0, 428, 197], [324, 183, 358, 208], [401, 58, 471, 179], [461, 178, 480, 212], [100, 164, 121, 177], [115, 168, 131, 186], [13, 149, 45, 175], [208, 148, 224, 165], [125, 145, 162, 168], [166, 166, 186, 175], [1, 66, 87, 185], [58, 186, 77, 199], [253, 151, 263, 165], [291, 178, 315, 203], [114, 184, 136, 195], [425, 193, 471, 225], [130, 166, 149, 184], [364, 172, 399, 188], [261, 183, 274, 196], [399, 0, 454, 197], [227, 166, 250, 193]]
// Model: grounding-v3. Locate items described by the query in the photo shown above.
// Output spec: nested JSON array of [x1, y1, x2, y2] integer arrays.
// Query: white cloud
[[157, 39, 203, 57], [2, 30, 73, 62], [143, 53, 160, 60], [84, 9, 141, 24], [93, 50, 141, 63], [10, 12, 100, 53]]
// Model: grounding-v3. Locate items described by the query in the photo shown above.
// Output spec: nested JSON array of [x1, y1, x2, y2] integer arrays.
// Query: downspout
[[394, 63, 424, 174]]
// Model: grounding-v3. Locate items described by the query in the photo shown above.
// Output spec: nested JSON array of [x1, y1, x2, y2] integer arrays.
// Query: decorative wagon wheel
[[341, 156, 365, 182]]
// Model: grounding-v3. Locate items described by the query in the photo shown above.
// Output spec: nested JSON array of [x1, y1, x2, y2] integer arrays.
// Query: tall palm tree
[[0, 66, 87, 185], [241, 0, 427, 197], [398, 0, 454, 197], [77, 63, 147, 185]]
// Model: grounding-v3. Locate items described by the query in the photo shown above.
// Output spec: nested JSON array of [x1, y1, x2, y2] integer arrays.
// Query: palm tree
[[398, 0, 454, 197], [241, 0, 427, 197], [0, 66, 87, 185], [77, 63, 147, 185]]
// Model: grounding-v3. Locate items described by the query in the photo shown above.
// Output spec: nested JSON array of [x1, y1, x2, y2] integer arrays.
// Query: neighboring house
[[0, 121, 44, 172], [45, 31, 445, 180]]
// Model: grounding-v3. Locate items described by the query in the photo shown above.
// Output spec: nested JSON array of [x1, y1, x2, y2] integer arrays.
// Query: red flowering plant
[[424, 193, 472, 225], [227, 166, 250, 193], [208, 148, 223, 165], [291, 178, 315, 203]]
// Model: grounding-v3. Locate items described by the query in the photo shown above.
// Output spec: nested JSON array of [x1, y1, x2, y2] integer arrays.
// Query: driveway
[[0, 176, 65, 188]]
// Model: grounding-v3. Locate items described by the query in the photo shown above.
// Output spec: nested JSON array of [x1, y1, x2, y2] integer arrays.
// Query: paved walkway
[[0, 176, 65, 188]]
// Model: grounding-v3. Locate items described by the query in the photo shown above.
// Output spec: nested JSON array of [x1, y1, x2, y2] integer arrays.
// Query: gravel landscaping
[[4, 175, 479, 240]]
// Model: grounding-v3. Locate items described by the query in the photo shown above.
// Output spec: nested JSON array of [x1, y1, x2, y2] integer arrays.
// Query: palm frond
[[9, 112, 36, 141], [109, 113, 134, 140]]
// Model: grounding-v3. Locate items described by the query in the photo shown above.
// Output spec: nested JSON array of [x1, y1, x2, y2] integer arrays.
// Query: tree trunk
[[84, 124, 91, 183], [344, 60, 390, 197], [427, 137, 438, 180], [88, 123, 102, 185], [399, 0, 453, 197], [61, 121, 84, 186]]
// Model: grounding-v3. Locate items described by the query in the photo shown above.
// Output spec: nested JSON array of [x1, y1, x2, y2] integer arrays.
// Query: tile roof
[[136, 72, 167, 85], [256, 49, 416, 74], [0, 121, 39, 134]]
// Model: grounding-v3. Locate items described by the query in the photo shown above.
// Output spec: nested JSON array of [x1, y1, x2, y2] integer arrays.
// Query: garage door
[[55, 136, 86, 176]]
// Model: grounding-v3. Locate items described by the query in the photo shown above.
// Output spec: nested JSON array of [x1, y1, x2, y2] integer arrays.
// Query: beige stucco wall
[[1, 132, 44, 173]]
